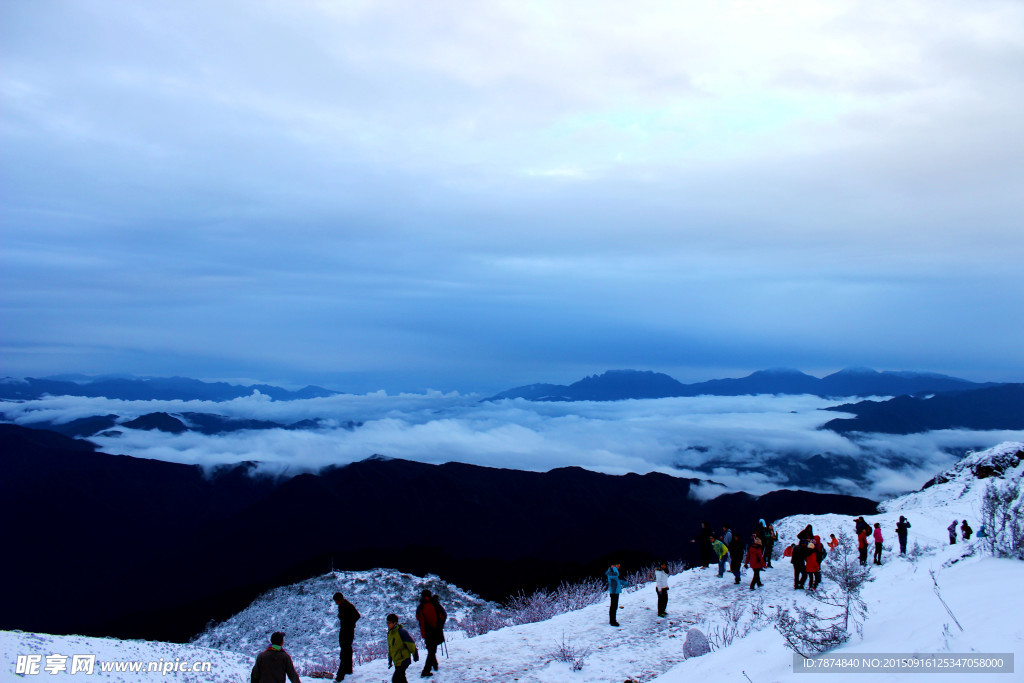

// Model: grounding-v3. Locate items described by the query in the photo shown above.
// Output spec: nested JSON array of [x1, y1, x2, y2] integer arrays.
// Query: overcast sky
[[3, 0, 1023, 393]]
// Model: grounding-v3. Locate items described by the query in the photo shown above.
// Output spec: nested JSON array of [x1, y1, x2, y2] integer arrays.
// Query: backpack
[[816, 544, 826, 563]]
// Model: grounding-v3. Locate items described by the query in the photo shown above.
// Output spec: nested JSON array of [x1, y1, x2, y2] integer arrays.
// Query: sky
[[2, 0, 1023, 394]]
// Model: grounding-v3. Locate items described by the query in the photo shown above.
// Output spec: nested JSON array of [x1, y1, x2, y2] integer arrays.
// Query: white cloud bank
[[5, 392, 1020, 500]]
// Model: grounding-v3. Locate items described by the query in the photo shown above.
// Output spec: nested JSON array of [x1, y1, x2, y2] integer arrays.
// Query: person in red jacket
[[805, 536, 822, 590], [251, 632, 301, 683], [858, 527, 869, 566], [415, 589, 447, 678], [828, 534, 839, 552], [746, 536, 765, 590]]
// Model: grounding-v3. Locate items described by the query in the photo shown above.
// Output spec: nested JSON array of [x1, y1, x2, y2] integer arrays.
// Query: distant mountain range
[[0, 424, 876, 642], [0, 375, 338, 402], [488, 367, 998, 401], [822, 383, 1024, 434]]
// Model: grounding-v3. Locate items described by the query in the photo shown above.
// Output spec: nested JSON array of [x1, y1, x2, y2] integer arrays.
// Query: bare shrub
[[354, 637, 389, 665], [547, 633, 592, 671], [453, 608, 509, 637], [980, 479, 1024, 559]]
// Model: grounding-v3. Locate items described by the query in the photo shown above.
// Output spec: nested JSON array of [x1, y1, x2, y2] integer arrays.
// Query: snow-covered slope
[[192, 568, 496, 659], [3, 443, 1022, 682]]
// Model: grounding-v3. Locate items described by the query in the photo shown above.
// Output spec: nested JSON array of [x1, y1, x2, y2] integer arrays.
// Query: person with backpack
[[606, 563, 629, 626], [961, 520, 973, 540], [948, 520, 958, 545], [896, 516, 911, 555], [712, 536, 729, 578], [332, 592, 360, 682], [415, 590, 446, 678], [654, 561, 670, 617], [251, 631, 301, 683], [805, 536, 824, 590], [747, 537, 765, 590], [386, 613, 418, 683], [858, 526, 869, 565], [729, 535, 744, 585]]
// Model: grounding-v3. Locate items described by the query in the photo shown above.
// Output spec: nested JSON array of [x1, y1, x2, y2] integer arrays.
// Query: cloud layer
[[5, 392, 1021, 500]]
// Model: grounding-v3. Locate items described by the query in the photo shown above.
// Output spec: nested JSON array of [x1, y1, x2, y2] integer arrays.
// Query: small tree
[[773, 531, 873, 657]]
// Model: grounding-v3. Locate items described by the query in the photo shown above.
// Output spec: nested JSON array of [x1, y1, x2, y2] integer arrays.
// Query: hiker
[[791, 536, 808, 589], [747, 537, 765, 590], [415, 589, 447, 678], [948, 520, 958, 545], [805, 536, 823, 590], [896, 516, 911, 555], [654, 561, 669, 617], [873, 523, 884, 564], [251, 631, 301, 683], [386, 613, 418, 683], [854, 516, 871, 537], [729, 534, 744, 584], [961, 520, 973, 540], [858, 525, 869, 565], [765, 523, 778, 568], [693, 521, 714, 568], [978, 525, 988, 538], [332, 592, 360, 682], [606, 563, 629, 626], [712, 535, 729, 578], [828, 534, 839, 552], [722, 524, 733, 546]]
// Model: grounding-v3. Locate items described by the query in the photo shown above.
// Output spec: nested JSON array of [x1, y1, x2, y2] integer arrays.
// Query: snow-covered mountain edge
[[4, 442, 1022, 682]]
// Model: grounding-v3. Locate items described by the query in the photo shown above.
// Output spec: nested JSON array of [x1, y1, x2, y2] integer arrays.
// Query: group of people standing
[[250, 589, 447, 683]]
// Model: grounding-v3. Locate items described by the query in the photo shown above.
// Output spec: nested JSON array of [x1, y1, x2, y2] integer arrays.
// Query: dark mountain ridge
[[488, 367, 997, 402], [1, 424, 876, 642], [823, 383, 1024, 434]]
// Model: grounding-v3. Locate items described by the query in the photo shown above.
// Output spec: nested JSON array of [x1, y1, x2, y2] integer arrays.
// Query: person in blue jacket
[[606, 563, 629, 627]]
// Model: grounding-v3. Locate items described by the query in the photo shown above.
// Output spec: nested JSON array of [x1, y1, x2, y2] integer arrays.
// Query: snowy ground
[[4, 443, 1022, 682]]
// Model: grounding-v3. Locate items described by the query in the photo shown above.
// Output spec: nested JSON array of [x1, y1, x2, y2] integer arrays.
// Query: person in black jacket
[[729, 535, 744, 584], [896, 516, 911, 554], [415, 589, 447, 678], [333, 592, 360, 682], [791, 537, 808, 589], [251, 631, 301, 683]]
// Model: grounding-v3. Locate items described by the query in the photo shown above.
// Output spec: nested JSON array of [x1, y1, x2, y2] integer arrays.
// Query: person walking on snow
[[948, 520, 958, 545], [896, 516, 911, 555], [713, 536, 729, 578], [729, 534, 744, 584], [606, 563, 629, 626], [415, 589, 446, 678], [791, 537, 809, 589], [654, 561, 670, 617], [961, 520, 973, 541], [747, 537, 766, 590], [332, 592, 360, 682], [765, 523, 778, 568], [386, 614, 418, 683], [251, 631, 301, 683], [873, 523, 884, 564]]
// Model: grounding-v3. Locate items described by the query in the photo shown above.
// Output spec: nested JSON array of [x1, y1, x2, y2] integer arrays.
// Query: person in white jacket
[[654, 561, 670, 617]]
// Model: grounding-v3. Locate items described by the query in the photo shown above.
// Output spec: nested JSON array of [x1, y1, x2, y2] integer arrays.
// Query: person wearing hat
[[251, 631, 301, 683], [746, 536, 765, 590], [332, 592, 360, 681], [415, 589, 447, 677], [386, 613, 418, 683]]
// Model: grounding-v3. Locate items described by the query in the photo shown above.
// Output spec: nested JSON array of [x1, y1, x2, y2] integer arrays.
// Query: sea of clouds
[[4, 391, 1022, 501]]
